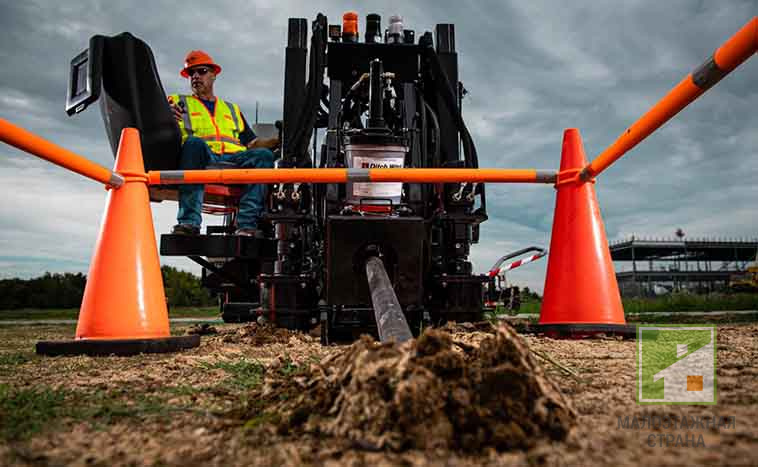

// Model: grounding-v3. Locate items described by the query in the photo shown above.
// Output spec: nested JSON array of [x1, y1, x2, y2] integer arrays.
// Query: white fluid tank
[[345, 134, 407, 205]]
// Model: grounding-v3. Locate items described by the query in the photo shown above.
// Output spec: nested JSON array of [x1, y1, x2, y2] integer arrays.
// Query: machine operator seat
[[67, 32, 267, 215], [81, 33, 183, 171]]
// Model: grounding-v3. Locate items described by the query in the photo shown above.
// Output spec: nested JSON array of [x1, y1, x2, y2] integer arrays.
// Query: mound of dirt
[[218, 323, 302, 346], [249, 324, 576, 452]]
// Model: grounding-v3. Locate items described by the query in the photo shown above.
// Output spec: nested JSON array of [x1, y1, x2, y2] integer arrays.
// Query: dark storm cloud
[[1, 0, 756, 290]]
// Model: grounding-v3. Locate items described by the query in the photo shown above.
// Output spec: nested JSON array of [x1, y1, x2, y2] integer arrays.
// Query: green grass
[[5, 294, 756, 322], [490, 298, 540, 316], [205, 359, 266, 390], [0, 306, 219, 321], [627, 312, 758, 324], [622, 293, 758, 314], [0, 383, 211, 441], [518, 300, 541, 314], [0, 352, 31, 367], [277, 356, 301, 377], [0, 352, 33, 377], [0, 308, 82, 320], [0, 384, 69, 441], [162, 384, 206, 398], [492, 293, 758, 316], [75, 391, 176, 425]]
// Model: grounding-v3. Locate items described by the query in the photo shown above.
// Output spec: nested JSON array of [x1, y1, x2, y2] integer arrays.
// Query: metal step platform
[[160, 234, 277, 258]]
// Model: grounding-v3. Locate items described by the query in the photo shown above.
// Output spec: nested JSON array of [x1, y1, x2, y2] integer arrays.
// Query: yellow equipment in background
[[731, 251, 758, 293]]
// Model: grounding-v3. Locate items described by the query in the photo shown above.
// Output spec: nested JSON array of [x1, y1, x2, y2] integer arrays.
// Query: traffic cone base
[[528, 323, 637, 339], [536, 128, 632, 339], [36, 128, 200, 356], [36, 335, 200, 357]]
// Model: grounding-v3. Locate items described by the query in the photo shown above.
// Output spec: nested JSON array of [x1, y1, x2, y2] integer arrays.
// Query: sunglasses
[[188, 66, 212, 77]]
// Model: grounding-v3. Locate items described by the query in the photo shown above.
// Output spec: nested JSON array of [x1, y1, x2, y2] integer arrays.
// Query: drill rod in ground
[[365, 256, 413, 343]]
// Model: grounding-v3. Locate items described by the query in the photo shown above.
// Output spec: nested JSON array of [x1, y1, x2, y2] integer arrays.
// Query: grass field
[[1, 321, 756, 465], [0, 306, 218, 321], [2, 293, 756, 322], [621, 293, 758, 313], [496, 293, 758, 316]]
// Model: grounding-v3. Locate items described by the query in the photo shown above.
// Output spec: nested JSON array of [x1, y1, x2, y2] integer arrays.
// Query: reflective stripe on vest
[[226, 101, 240, 132], [198, 135, 242, 145], [169, 94, 246, 154]]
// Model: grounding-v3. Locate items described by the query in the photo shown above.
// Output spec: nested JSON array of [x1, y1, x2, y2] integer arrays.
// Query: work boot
[[171, 224, 200, 235], [235, 227, 262, 238]]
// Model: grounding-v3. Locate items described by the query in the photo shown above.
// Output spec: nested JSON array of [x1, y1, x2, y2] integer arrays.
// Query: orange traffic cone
[[36, 128, 200, 356], [536, 129, 634, 338]]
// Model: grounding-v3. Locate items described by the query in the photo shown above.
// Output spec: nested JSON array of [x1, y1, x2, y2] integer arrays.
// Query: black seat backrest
[[94, 33, 181, 170]]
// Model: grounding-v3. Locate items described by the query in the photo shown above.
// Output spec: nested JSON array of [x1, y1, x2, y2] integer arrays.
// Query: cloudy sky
[[1, 0, 756, 292]]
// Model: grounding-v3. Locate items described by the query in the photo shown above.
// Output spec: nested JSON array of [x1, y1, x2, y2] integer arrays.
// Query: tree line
[[0, 266, 215, 310]]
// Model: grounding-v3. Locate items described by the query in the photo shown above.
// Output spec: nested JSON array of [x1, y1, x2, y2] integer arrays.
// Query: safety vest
[[169, 94, 247, 154]]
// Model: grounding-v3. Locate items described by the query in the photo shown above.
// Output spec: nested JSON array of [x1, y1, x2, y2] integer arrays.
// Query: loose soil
[[245, 325, 574, 452], [0, 321, 756, 466]]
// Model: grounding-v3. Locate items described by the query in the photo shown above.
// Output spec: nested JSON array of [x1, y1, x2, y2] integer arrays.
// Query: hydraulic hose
[[288, 14, 327, 163], [422, 97, 441, 167], [422, 46, 487, 214]]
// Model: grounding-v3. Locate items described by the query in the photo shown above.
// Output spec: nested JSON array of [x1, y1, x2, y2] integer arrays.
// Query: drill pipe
[[365, 256, 413, 343]]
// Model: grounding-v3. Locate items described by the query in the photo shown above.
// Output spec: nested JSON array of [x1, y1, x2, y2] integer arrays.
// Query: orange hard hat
[[180, 50, 222, 77]]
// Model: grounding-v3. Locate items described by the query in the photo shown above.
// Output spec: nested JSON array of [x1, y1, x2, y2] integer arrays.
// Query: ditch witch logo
[[637, 326, 716, 405]]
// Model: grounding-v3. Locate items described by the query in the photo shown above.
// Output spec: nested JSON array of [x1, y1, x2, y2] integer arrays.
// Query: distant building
[[609, 237, 758, 297]]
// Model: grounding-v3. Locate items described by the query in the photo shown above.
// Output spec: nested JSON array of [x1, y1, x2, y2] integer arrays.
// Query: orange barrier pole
[[582, 17, 757, 180], [147, 168, 556, 185], [369, 168, 547, 183], [0, 118, 124, 187]]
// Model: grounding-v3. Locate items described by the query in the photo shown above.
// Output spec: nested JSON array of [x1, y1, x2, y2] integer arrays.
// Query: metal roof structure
[[609, 237, 758, 296], [610, 238, 758, 262]]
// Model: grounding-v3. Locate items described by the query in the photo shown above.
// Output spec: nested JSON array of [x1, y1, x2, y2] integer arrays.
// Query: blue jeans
[[177, 136, 274, 229]]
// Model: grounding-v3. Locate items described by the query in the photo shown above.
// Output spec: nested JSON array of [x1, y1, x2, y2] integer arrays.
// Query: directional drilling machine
[[270, 12, 489, 340], [65, 11, 491, 342]]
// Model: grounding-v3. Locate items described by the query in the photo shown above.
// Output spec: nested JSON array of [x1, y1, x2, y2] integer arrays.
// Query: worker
[[168, 50, 279, 237]]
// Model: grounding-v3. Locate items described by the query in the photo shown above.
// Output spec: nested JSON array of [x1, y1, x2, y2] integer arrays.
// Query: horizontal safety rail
[[147, 168, 557, 185], [582, 17, 757, 180], [0, 116, 558, 186], [0, 118, 124, 188]]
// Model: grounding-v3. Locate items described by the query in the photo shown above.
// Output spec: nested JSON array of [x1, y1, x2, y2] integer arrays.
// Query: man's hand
[[167, 96, 184, 123], [247, 135, 280, 150]]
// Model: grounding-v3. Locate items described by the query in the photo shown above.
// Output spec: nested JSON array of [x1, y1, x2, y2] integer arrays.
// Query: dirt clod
[[248, 324, 576, 452]]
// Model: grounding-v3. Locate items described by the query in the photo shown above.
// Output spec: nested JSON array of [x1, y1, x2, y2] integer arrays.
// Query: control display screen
[[71, 56, 88, 98]]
